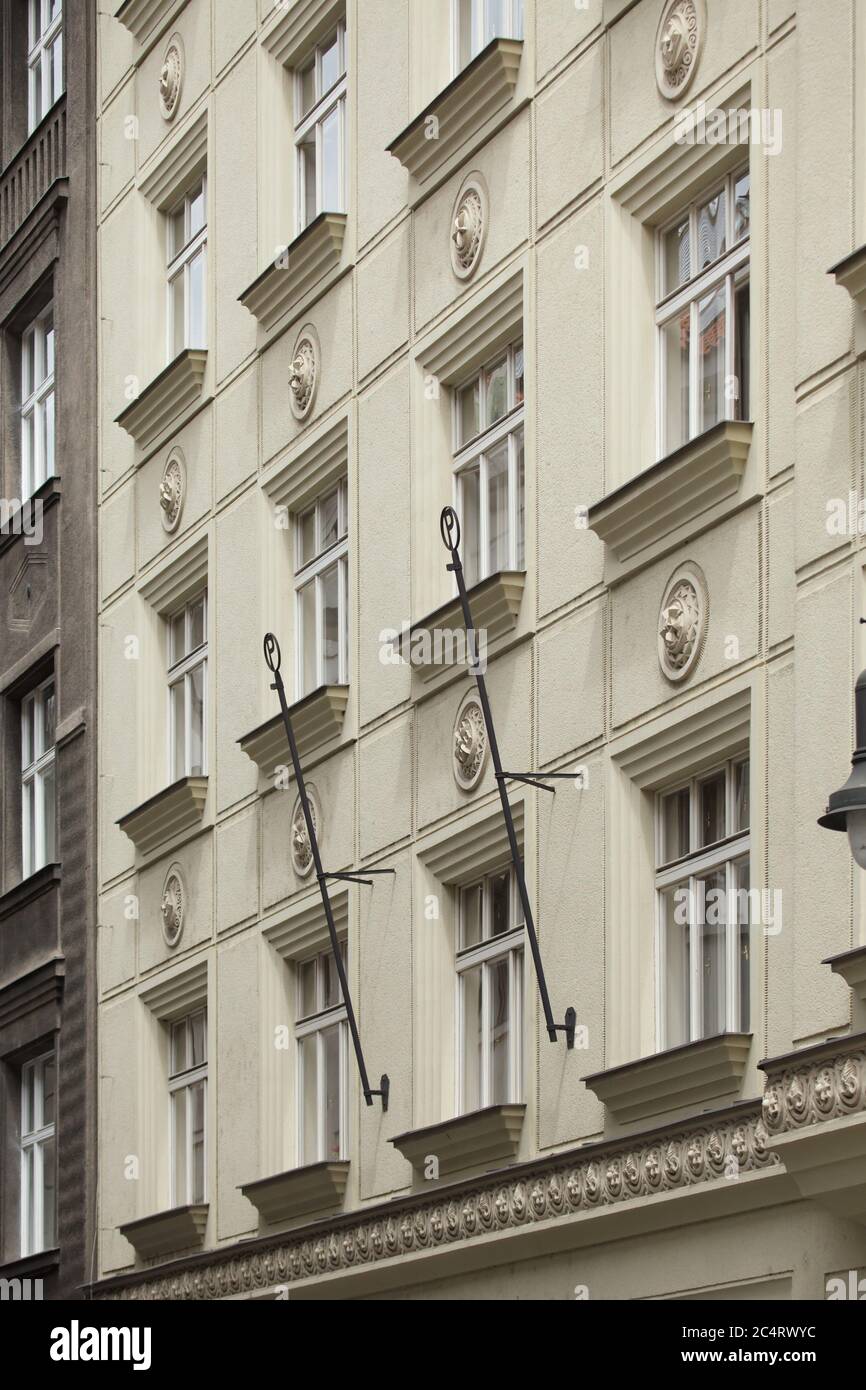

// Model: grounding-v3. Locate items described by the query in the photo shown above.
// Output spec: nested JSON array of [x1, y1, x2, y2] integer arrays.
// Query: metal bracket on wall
[[439, 506, 579, 1048], [264, 633, 394, 1109]]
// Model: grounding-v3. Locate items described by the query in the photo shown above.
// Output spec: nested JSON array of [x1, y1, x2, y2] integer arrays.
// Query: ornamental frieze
[[761, 1043, 866, 1134]]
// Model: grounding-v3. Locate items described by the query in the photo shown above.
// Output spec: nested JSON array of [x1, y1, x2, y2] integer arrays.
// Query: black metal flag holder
[[439, 507, 578, 1048], [264, 633, 394, 1108]]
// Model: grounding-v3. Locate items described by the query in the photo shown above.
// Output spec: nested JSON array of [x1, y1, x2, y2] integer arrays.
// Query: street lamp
[[819, 668, 866, 868]]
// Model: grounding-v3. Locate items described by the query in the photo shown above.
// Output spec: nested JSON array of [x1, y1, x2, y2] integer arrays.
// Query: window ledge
[[238, 685, 349, 777], [117, 776, 208, 857], [0, 863, 61, 921], [391, 1104, 525, 1178], [119, 1203, 209, 1261], [0, 476, 62, 559], [583, 1033, 753, 1125], [263, 0, 344, 68], [829, 244, 866, 312], [824, 945, 866, 1004], [387, 39, 523, 184], [240, 214, 348, 332], [588, 420, 754, 565], [115, 348, 208, 450], [402, 571, 525, 675], [240, 1161, 350, 1225], [0, 1247, 60, 1283], [114, 0, 179, 44]]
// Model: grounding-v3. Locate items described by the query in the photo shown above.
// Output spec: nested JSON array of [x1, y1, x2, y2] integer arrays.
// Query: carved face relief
[[450, 176, 488, 279], [655, 0, 704, 100], [453, 696, 488, 791], [291, 791, 318, 877], [289, 328, 319, 420], [160, 449, 185, 532], [161, 864, 185, 947], [658, 564, 707, 682], [159, 37, 184, 121]]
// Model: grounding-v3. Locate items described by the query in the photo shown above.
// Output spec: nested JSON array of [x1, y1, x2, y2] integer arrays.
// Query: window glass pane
[[171, 679, 186, 780], [189, 249, 205, 349], [299, 60, 316, 118], [188, 598, 205, 653], [24, 780, 36, 875], [696, 189, 726, 270], [322, 1024, 341, 1160], [460, 465, 480, 589], [458, 0, 477, 67], [22, 409, 35, 497], [513, 344, 524, 405], [22, 331, 35, 398], [490, 871, 510, 937], [168, 612, 184, 666], [735, 761, 750, 832], [300, 135, 317, 229], [42, 1056, 56, 1126], [515, 430, 525, 571], [22, 699, 34, 769], [320, 32, 341, 93], [169, 206, 186, 261], [172, 1089, 187, 1202], [321, 107, 340, 212], [321, 564, 340, 685], [21, 1143, 35, 1253], [461, 967, 482, 1113], [189, 183, 206, 237], [191, 1011, 206, 1068], [736, 856, 751, 1032], [45, 315, 55, 376], [460, 884, 483, 949], [322, 949, 341, 1009], [483, 356, 508, 427], [190, 1080, 205, 1202], [42, 1135, 56, 1249], [22, 1068, 35, 1134], [170, 271, 185, 357], [661, 882, 690, 1048], [662, 310, 690, 452], [734, 171, 750, 243], [698, 870, 726, 1037], [698, 771, 726, 847], [170, 1020, 188, 1075], [735, 271, 750, 421], [42, 762, 56, 864], [319, 491, 339, 552], [486, 442, 509, 575], [458, 378, 480, 445], [299, 959, 317, 1018], [489, 958, 510, 1104], [301, 1037, 318, 1165], [42, 682, 56, 750], [189, 665, 205, 775], [698, 283, 726, 432], [664, 217, 691, 294], [485, 0, 509, 43], [299, 508, 317, 568], [51, 31, 62, 104], [44, 390, 55, 479], [662, 786, 690, 862], [300, 581, 317, 695]]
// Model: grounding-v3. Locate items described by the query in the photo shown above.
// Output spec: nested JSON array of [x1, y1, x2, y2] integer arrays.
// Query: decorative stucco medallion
[[450, 174, 488, 280], [159, 35, 184, 121], [291, 789, 319, 877], [655, 0, 704, 101], [453, 693, 488, 791], [159, 448, 185, 533], [289, 325, 319, 421], [658, 562, 708, 683], [161, 863, 186, 948]]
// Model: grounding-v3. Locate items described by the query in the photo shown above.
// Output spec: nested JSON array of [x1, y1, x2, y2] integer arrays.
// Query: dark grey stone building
[[0, 0, 96, 1300]]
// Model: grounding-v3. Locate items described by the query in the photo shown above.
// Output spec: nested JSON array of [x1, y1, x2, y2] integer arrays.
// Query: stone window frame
[[451, 0, 523, 76], [606, 680, 755, 1071]]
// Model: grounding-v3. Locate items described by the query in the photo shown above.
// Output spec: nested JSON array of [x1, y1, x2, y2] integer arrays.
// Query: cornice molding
[[240, 213, 348, 332], [583, 1033, 752, 1124], [392, 1104, 525, 1178], [117, 776, 208, 857], [403, 571, 525, 676], [239, 685, 349, 775], [829, 244, 866, 314], [119, 1203, 209, 1261], [115, 349, 208, 450], [262, 0, 344, 69], [240, 1161, 350, 1225]]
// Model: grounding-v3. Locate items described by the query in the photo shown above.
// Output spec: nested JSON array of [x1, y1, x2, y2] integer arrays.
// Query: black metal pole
[[439, 508, 575, 1047], [264, 634, 388, 1108]]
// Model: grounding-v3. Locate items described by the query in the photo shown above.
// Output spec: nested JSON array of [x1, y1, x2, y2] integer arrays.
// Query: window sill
[[824, 944, 866, 1004], [391, 1104, 525, 1179], [115, 348, 208, 451], [119, 1203, 209, 1261], [239, 213, 348, 331], [402, 571, 525, 676], [0, 1247, 60, 1283], [387, 38, 523, 185], [117, 775, 208, 857], [239, 1161, 350, 1225], [114, 0, 180, 44], [587, 420, 754, 570], [829, 243, 866, 312], [0, 862, 61, 921], [263, 0, 345, 68], [582, 1033, 753, 1125], [238, 685, 349, 777], [0, 476, 62, 559]]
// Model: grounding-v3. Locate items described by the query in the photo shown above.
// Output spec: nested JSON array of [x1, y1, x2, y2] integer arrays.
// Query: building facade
[[92, 0, 866, 1301], [0, 0, 98, 1300]]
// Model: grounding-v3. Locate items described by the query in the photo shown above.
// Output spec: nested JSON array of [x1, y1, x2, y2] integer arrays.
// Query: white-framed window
[[452, 0, 523, 72], [27, 0, 63, 133], [453, 339, 525, 590], [167, 594, 207, 782], [21, 306, 56, 501], [167, 178, 207, 361], [168, 1010, 207, 1207], [656, 168, 751, 458], [655, 758, 751, 1050], [21, 676, 56, 878], [295, 945, 348, 1166], [294, 481, 348, 700], [20, 1050, 56, 1257], [295, 22, 347, 235], [457, 867, 525, 1113]]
